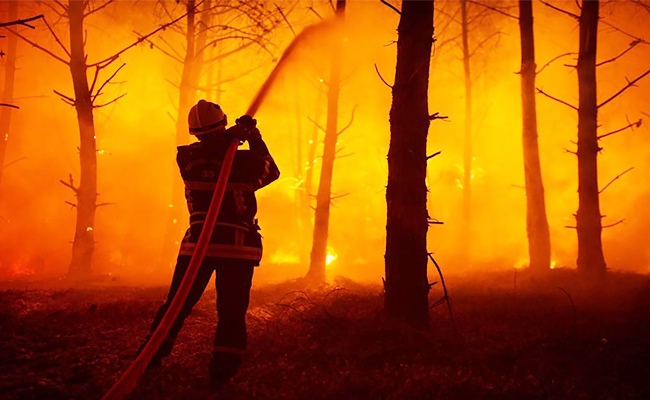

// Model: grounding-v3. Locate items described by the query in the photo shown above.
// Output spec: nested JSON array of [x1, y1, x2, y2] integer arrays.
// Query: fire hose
[[101, 136, 239, 400], [101, 20, 332, 399]]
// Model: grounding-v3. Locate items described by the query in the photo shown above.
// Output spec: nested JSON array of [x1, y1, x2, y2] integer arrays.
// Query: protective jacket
[[176, 135, 280, 264]]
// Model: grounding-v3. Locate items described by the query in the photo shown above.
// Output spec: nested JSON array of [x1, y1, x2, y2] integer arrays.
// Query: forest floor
[[0, 269, 648, 400]]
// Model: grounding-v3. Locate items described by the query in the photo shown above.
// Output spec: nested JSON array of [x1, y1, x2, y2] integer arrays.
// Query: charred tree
[[459, 0, 472, 266], [519, 0, 551, 271], [306, 0, 346, 284], [384, 0, 434, 328], [66, 1, 98, 275], [576, 0, 606, 274], [0, 0, 18, 191], [5, 1, 186, 276]]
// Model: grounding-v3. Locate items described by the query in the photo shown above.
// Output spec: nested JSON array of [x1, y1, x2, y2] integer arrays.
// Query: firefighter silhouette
[[138, 100, 280, 386]]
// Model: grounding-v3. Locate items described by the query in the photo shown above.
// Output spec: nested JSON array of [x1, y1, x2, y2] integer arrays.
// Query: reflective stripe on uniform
[[183, 181, 255, 192], [179, 242, 262, 260]]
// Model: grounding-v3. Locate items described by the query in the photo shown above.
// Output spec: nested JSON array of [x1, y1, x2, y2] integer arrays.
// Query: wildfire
[[269, 249, 300, 264], [551, 260, 557, 270], [326, 246, 338, 267]]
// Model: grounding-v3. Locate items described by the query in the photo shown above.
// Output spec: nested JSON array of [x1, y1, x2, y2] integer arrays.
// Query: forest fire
[[0, 0, 648, 399]]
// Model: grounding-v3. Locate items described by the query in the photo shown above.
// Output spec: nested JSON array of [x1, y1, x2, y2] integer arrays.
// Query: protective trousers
[[146, 255, 255, 363]]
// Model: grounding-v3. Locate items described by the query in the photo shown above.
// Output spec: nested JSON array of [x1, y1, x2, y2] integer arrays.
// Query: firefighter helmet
[[188, 100, 227, 136]]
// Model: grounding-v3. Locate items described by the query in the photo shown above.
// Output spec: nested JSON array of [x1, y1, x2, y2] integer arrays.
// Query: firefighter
[[139, 99, 280, 387]]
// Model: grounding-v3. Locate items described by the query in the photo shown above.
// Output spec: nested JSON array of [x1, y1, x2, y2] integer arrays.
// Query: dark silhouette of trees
[[306, 0, 347, 285], [540, 0, 650, 274], [518, 0, 551, 272], [3, 1, 185, 276], [384, 0, 434, 328], [0, 8, 43, 192]]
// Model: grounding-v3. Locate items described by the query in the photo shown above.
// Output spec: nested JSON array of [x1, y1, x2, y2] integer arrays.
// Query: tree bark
[[519, 0, 551, 271], [0, 0, 18, 191], [306, 0, 346, 284], [460, 0, 472, 266], [68, 0, 98, 276], [576, 0, 606, 274], [384, 0, 434, 328]]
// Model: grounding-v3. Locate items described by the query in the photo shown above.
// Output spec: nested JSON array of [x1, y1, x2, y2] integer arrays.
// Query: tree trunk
[[161, 1, 198, 267], [460, 0, 472, 266], [519, 0, 551, 271], [306, 0, 346, 284], [0, 0, 18, 191], [576, 0, 606, 274], [68, 0, 98, 276], [384, 0, 433, 328]]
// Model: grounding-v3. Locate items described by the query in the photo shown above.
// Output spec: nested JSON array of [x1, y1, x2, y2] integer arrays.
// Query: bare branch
[[380, 0, 401, 15], [536, 88, 578, 111], [536, 52, 577, 75], [0, 14, 44, 29], [597, 39, 641, 67], [93, 93, 127, 109], [467, 0, 518, 20], [429, 112, 449, 121], [96, 202, 116, 207], [307, 116, 326, 134], [602, 219, 625, 229], [91, 63, 126, 102], [598, 119, 642, 140], [330, 192, 350, 201], [42, 17, 71, 58], [84, 0, 115, 18], [60, 175, 79, 194], [0, 103, 19, 109], [540, 1, 579, 20], [599, 167, 634, 194], [3, 156, 27, 169], [598, 68, 650, 109], [88, 10, 190, 69], [374, 63, 393, 89], [337, 105, 358, 136], [274, 4, 295, 36], [599, 19, 650, 44], [53, 89, 76, 106], [3, 27, 69, 65], [427, 151, 442, 160], [307, 6, 323, 20], [64, 201, 77, 209]]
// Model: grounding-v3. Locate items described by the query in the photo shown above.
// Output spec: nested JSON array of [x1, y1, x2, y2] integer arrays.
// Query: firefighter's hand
[[235, 115, 262, 141]]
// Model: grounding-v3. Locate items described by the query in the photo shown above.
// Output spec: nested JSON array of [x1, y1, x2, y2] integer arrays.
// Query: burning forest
[[0, 0, 648, 399]]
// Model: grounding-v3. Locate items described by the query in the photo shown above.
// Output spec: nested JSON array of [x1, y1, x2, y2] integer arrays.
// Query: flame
[[270, 249, 300, 264], [326, 246, 338, 267], [86, 226, 93, 231], [550, 260, 557, 270]]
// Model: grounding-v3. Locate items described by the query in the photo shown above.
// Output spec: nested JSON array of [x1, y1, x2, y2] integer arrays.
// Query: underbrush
[[0, 270, 647, 399]]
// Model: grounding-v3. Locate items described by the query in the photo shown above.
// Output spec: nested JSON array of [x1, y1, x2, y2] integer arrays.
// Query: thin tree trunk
[[0, 0, 18, 191], [306, 0, 346, 284], [161, 1, 198, 267], [68, 0, 97, 276], [460, 0, 472, 265], [519, 0, 551, 271], [384, 0, 433, 328], [576, 0, 606, 274]]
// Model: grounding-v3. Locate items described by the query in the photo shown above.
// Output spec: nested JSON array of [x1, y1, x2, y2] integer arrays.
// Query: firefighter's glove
[[235, 115, 262, 141]]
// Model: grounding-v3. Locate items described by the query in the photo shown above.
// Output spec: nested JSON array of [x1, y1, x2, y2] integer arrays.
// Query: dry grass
[[0, 270, 648, 399]]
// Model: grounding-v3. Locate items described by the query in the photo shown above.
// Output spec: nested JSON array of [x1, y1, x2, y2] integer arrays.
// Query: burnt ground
[[0, 270, 648, 400]]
